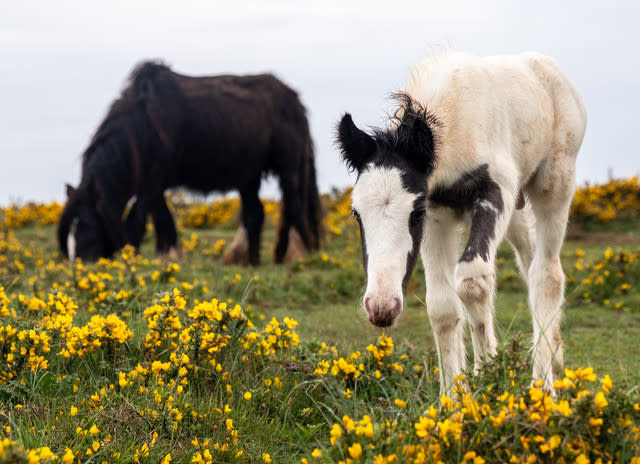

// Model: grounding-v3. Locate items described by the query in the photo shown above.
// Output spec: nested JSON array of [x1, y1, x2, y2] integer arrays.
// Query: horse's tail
[[300, 135, 324, 251]]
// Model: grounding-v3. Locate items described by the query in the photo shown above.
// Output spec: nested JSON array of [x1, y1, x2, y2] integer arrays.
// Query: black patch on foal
[[428, 164, 503, 262], [403, 193, 426, 291], [353, 210, 369, 275]]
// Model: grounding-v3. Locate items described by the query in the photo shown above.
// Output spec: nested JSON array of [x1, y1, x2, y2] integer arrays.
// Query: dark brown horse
[[58, 61, 322, 265]]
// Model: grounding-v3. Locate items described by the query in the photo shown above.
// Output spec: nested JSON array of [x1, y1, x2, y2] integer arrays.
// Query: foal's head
[[337, 98, 436, 327]]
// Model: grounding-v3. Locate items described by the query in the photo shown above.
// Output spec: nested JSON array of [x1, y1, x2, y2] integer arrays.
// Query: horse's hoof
[[222, 249, 251, 266], [281, 229, 308, 263], [222, 226, 251, 265], [157, 247, 180, 261]]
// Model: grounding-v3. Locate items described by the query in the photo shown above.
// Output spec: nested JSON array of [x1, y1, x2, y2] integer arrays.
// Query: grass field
[[1, 184, 640, 463]]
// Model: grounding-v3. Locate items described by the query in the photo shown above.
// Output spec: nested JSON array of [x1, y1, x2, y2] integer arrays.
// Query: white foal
[[337, 52, 586, 394]]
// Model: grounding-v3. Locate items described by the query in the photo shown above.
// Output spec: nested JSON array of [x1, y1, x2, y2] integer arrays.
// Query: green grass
[[167, 222, 640, 385], [1, 219, 640, 463]]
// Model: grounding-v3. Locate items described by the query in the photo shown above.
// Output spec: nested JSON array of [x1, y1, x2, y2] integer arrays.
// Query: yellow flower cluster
[[311, 363, 640, 464], [313, 334, 415, 387], [324, 187, 353, 236], [174, 196, 281, 230], [0, 177, 638, 240], [0, 290, 131, 382], [571, 176, 640, 223], [1, 276, 300, 462], [242, 316, 300, 357], [0, 201, 63, 229], [566, 247, 640, 310], [176, 197, 241, 229]]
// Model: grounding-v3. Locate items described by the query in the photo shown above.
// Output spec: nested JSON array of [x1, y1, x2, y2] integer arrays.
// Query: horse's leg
[[124, 197, 148, 253], [241, 182, 264, 266], [527, 154, 576, 391], [222, 181, 264, 266], [150, 194, 179, 259], [275, 174, 308, 263], [455, 179, 517, 373], [422, 208, 466, 394]]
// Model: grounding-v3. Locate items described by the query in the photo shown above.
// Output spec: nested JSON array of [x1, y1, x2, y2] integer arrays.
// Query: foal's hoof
[[281, 229, 308, 263]]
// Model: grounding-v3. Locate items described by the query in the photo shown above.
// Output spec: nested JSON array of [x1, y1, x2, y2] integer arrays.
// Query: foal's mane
[[371, 92, 441, 152]]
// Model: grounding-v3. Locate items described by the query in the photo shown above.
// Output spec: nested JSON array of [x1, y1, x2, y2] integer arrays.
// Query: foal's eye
[[409, 209, 425, 226]]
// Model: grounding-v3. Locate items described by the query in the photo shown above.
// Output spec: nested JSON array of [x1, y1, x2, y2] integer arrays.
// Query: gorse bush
[[570, 176, 640, 224], [0, 282, 301, 462], [0, 202, 63, 230], [565, 247, 640, 311], [2, 177, 639, 232], [310, 352, 640, 463]]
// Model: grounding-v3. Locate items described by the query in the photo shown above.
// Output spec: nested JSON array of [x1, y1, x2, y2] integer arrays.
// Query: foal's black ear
[[337, 114, 376, 172], [396, 112, 435, 175], [66, 184, 76, 198]]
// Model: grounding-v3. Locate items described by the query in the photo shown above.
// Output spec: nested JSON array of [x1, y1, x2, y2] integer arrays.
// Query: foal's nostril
[[392, 297, 402, 316]]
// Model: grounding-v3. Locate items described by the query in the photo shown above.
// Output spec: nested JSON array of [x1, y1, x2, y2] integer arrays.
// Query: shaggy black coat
[[58, 61, 322, 264]]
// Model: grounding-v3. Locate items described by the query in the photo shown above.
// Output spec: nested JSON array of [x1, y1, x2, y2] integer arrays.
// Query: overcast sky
[[1, 0, 638, 204]]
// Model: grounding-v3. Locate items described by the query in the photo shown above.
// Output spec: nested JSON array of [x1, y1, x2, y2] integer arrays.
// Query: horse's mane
[[81, 60, 185, 170]]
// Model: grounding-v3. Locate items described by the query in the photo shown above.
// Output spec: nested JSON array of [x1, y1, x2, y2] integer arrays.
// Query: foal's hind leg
[[455, 180, 518, 372], [506, 205, 535, 282], [222, 181, 264, 266], [527, 155, 576, 391]]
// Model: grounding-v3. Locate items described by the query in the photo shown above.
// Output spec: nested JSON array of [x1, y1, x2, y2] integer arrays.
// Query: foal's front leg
[[422, 209, 466, 394], [455, 182, 516, 372]]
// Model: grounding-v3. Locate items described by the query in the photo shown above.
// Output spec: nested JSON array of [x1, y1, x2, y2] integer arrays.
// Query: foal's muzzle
[[364, 296, 402, 327]]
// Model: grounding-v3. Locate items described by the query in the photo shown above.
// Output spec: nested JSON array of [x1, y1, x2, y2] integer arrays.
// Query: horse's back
[[176, 72, 302, 112], [166, 71, 310, 192]]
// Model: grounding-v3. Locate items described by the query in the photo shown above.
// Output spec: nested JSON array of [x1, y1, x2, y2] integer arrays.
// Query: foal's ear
[[396, 112, 435, 175], [337, 114, 375, 172], [66, 184, 76, 198]]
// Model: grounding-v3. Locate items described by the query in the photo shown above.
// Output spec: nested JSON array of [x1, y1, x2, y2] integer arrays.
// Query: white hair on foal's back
[[404, 50, 472, 108]]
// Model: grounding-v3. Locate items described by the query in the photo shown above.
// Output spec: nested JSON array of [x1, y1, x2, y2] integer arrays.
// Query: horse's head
[[58, 182, 120, 262], [337, 99, 436, 327]]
